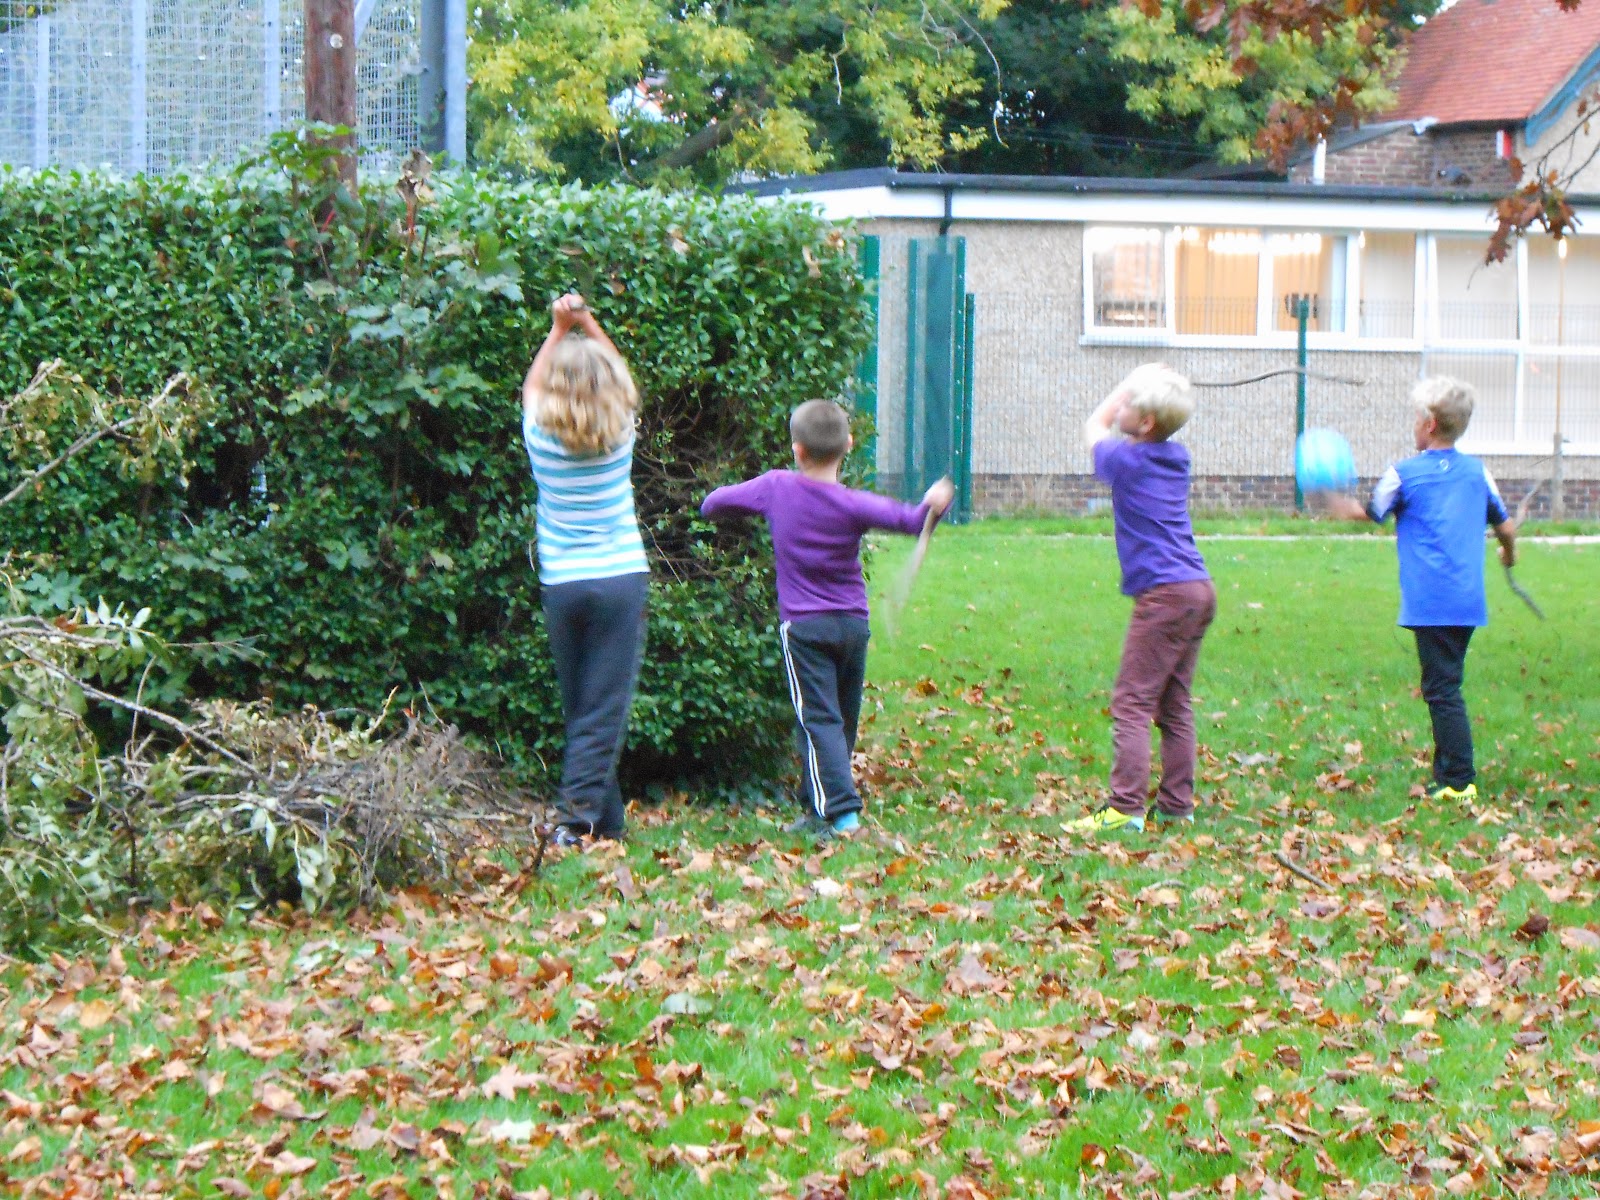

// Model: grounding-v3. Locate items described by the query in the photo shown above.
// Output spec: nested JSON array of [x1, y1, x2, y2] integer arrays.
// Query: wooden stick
[[1190, 367, 1365, 388], [1504, 564, 1545, 620], [1272, 850, 1338, 892], [884, 507, 937, 639]]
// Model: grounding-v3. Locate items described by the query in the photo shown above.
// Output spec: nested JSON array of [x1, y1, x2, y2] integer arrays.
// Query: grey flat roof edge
[[729, 167, 1600, 208]]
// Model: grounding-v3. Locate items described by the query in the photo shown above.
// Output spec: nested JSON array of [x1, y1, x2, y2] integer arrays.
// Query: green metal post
[[903, 241, 921, 502], [958, 293, 976, 523], [1294, 296, 1309, 512], [854, 235, 881, 486]]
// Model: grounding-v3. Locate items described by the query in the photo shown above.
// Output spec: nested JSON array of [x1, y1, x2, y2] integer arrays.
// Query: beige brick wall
[[854, 216, 1600, 516]]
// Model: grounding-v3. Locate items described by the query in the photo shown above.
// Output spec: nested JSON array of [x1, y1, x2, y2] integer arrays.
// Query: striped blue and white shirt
[[522, 412, 649, 586]]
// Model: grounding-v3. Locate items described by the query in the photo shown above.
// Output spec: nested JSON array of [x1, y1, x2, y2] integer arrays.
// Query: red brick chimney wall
[[1290, 126, 1521, 188]]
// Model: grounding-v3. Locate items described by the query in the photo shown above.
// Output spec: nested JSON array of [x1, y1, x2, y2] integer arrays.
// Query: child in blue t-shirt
[[1328, 377, 1518, 802], [1070, 364, 1214, 836]]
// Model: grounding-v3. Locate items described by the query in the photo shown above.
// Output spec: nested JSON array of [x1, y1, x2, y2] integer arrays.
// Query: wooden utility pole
[[304, 0, 358, 192]]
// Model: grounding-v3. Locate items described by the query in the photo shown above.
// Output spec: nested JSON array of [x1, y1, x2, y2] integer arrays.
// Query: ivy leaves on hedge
[[0, 163, 874, 784]]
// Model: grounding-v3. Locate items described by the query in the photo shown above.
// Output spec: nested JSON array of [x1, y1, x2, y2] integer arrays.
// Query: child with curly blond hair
[[521, 295, 648, 845]]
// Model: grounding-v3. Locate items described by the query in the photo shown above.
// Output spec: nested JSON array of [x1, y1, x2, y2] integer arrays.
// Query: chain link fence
[[0, 0, 428, 176]]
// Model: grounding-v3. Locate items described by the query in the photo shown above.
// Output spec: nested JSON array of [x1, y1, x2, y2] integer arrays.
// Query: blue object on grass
[[1295, 428, 1358, 494]]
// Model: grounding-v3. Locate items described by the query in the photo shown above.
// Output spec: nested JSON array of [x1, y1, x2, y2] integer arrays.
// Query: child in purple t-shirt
[[701, 400, 954, 835], [1067, 365, 1215, 836]]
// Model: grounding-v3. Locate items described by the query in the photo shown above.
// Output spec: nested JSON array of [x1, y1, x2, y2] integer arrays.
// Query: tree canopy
[[466, 0, 1443, 185], [467, 0, 1599, 253]]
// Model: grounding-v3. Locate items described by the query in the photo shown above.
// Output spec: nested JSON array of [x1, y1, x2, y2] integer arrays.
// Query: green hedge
[[0, 158, 874, 786]]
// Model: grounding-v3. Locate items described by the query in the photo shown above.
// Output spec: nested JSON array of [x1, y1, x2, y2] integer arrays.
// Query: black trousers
[[543, 572, 649, 837], [779, 614, 870, 822], [1412, 625, 1475, 789]]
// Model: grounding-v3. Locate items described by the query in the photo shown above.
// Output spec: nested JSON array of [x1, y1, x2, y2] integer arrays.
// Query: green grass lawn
[[3, 521, 1598, 1198]]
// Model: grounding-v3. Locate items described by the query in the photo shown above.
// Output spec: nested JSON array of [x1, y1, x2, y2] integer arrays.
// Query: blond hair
[[533, 335, 638, 454], [1412, 376, 1474, 442], [1121, 363, 1194, 438]]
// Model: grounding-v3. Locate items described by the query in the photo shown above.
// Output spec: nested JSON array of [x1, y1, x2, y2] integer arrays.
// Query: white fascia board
[[752, 186, 943, 221], [759, 185, 1505, 235]]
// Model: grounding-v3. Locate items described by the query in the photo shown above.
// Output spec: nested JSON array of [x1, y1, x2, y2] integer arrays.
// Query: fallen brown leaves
[[0, 758, 1598, 1198]]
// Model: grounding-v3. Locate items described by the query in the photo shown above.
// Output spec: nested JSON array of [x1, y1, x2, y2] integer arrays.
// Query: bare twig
[[1272, 850, 1338, 892]]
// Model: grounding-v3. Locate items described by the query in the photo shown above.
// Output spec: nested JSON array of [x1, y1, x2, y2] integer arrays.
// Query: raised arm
[[701, 474, 772, 521], [521, 295, 622, 412], [1084, 383, 1127, 450], [850, 477, 953, 537], [522, 295, 581, 411], [1325, 465, 1401, 524]]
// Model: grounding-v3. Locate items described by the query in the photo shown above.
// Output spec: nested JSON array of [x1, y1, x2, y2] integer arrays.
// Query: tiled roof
[[1386, 0, 1600, 126]]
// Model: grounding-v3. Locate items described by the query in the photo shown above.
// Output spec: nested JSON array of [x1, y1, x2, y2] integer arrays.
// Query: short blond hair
[[533, 335, 638, 454], [1412, 376, 1474, 442], [1120, 363, 1194, 439]]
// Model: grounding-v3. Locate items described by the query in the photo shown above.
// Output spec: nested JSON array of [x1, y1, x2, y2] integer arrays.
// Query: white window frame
[[1082, 224, 1425, 351], [1081, 222, 1596, 455], [1080, 225, 1174, 343]]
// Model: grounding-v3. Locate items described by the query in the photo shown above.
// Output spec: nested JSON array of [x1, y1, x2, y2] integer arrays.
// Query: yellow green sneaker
[[1427, 782, 1478, 802], [1064, 806, 1145, 835]]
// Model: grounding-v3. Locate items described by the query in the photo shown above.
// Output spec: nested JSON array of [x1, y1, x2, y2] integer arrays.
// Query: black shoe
[[548, 825, 586, 849]]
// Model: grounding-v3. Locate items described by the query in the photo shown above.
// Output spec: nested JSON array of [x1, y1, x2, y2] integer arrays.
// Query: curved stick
[[884, 508, 937, 640], [1189, 367, 1366, 389]]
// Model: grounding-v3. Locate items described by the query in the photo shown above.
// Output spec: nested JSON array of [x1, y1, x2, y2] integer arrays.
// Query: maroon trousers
[[1108, 579, 1217, 818]]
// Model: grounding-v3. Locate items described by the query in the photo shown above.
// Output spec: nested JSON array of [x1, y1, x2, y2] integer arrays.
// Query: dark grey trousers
[[543, 572, 648, 837], [780, 614, 870, 822], [1413, 625, 1475, 789]]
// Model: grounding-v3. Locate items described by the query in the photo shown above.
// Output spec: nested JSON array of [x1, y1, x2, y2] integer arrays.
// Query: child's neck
[[1425, 437, 1457, 452], [797, 459, 842, 483]]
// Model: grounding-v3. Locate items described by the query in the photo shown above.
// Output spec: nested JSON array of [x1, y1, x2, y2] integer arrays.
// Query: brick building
[[1292, 0, 1600, 191], [742, 171, 1600, 518]]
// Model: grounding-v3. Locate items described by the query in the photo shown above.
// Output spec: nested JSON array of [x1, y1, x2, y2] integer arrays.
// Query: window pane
[[1357, 232, 1415, 338], [1525, 237, 1600, 346], [1524, 354, 1600, 445], [1423, 352, 1518, 444], [1270, 233, 1346, 332], [1435, 237, 1517, 340], [1175, 227, 1260, 335], [1086, 227, 1165, 329]]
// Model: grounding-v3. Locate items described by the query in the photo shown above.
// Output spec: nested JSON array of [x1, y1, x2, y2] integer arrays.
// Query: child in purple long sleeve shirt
[[701, 400, 954, 835]]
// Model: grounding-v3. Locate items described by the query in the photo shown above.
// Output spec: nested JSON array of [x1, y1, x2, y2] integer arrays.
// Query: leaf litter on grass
[[2, 530, 1599, 1198]]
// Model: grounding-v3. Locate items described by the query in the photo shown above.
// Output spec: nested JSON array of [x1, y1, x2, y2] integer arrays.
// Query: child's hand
[[923, 477, 955, 517], [1321, 493, 1368, 522], [1499, 539, 1516, 567], [549, 293, 587, 334]]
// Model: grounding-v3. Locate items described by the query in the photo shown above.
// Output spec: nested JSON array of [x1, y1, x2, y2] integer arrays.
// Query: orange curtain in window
[[1175, 230, 1259, 335]]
